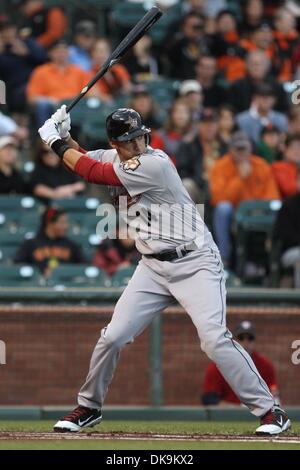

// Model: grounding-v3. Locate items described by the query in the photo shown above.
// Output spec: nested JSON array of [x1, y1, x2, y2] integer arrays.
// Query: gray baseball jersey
[[87, 146, 217, 254], [77, 145, 275, 418]]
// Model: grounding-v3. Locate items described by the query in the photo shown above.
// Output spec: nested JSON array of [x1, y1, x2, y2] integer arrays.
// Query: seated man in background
[[29, 142, 85, 202], [273, 173, 300, 288], [202, 321, 280, 406], [27, 38, 88, 127], [209, 131, 280, 266], [14, 207, 85, 277]]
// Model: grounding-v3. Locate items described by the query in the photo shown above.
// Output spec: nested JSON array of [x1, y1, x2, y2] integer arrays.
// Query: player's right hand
[[51, 104, 71, 140]]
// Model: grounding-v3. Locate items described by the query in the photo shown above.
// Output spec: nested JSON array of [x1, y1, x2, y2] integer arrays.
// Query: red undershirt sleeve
[[74, 155, 123, 186]]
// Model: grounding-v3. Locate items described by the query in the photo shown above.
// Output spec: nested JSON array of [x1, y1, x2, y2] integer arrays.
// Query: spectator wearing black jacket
[[18, 0, 67, 49], [0, 19, 47, 112], [29, 142, 85, 202], [165, 13, 210, 80], [228, 50, 289, 113], [195, 55, 227, 109], [273, 178, 300, 288], [14, 207, 85, 276], [176, 108, 225, 202], [0, 136, 27, 194]]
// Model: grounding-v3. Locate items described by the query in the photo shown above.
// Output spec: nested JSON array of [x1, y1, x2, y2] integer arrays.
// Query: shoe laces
[[65, 406, 88, 420]]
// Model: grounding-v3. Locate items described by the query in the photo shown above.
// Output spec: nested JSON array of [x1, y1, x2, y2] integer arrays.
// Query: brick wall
[[0, 306, 299, 406]]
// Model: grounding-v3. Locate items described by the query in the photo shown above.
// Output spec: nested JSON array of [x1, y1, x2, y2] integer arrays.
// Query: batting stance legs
[[77, 248, 275, 418]]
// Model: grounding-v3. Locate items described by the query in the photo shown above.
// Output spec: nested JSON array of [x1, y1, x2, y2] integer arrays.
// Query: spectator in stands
[[210, 131, 280, 264], [178, 80, 203, 122], [288, 107, 300, 135], [240, 0, 265, 36], [273, 7, 299, 83], [0, 136, 27, 194], [27, 38, 88, 127], [29, 142, 85, 202], [255, 125, 284, 164], [0, 18, 47, 113], [151, 99, 194, 165], [14, 207, 85, 276], [273, 178, 300, 288], [0, 112, 28, 145], [239, 22, 275, 73], [93, 226, 140, 277], [123, 35, 159, 83], [129, 85, 161, 130], [202, 320, 280, 405], [165, 12, 209, 80], [87, 39, 132, 103], [18, 0, 67, 49], [217, 104, 237, 154], [272, 134, 300, 199], [228, 51, 289, 113], [236, 83, 288, 145], [195, 55, 226, 109], [210, 9, 246, 83], [69, 20, 96, 72], [177, 108, 224, 202]]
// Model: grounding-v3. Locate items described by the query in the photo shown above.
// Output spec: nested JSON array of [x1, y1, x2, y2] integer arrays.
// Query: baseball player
[[38, 105, 291, 436]]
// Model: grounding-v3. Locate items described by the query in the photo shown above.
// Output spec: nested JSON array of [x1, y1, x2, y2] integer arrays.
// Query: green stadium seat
[[0, 232, 31, 264], [54, 197, 101, 213], [48, 264, 111, 288], [0, 265, 41, 287], [111, 265, 136, 287], [0, 195, 42, 214], [235, 200, 282, 281]]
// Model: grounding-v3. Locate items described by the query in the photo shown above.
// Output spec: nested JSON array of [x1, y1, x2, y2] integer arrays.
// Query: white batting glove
[[38, 118, 61, 147], [51, 104, 71, 140]]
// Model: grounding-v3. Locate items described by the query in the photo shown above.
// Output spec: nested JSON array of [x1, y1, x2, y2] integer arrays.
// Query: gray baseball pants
[[78, 247, 275, 417]]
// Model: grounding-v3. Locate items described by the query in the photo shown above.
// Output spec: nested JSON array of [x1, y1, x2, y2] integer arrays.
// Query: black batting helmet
[[106, 108, 151, 142]]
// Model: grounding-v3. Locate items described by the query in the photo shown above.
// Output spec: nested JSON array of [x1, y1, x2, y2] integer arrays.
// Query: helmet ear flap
[[145, 133, 150, 146]]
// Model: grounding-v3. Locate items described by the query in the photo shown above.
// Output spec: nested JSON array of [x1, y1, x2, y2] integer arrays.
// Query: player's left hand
[[38, 118, 61, 147], [51, 104, 71, 140]]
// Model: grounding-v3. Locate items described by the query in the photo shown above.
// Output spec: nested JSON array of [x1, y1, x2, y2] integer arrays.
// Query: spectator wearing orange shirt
[[272, 135, 300, 199], [18, 0, 67, 49], [202, 321, 280, 406], [87, 39, 132, 103], [210, 131, 279, 264], [27, 38, 88, 127]]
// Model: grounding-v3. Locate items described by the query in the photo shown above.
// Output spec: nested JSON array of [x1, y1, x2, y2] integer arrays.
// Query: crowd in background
[[1, 0, 300, 286]]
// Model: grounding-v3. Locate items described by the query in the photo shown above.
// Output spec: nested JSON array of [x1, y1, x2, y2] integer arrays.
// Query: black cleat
[[255, 405, 291, 435], [53, 405, 102, 433]]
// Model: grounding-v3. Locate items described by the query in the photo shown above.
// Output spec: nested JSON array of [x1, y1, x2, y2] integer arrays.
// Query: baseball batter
[[38, 105, 291, 436]]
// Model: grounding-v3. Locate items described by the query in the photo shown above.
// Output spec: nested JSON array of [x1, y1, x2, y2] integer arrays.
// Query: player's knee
[[200, 327, 227, 359], [101, 327, 133, 350]]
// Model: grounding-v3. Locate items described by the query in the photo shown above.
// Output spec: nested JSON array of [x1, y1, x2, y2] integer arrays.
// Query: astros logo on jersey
[[122, 157, 141, 172]]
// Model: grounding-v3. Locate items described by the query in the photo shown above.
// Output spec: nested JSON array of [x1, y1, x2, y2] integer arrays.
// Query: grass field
[[0, 421, 300, 450]]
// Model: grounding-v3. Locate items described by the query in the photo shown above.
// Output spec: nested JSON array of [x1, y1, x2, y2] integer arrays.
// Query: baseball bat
[[66, 6, 163, 113]]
